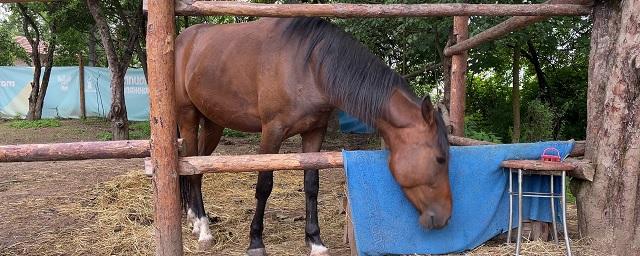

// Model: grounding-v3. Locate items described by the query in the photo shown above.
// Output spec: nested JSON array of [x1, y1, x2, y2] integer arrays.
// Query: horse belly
[[191, 93, 263, 133]]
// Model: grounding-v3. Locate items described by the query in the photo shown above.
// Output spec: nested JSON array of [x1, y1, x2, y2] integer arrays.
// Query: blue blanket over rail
[[343, 141, 574, 255]]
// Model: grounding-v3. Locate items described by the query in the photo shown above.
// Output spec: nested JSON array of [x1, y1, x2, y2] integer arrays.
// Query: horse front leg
[[247, 124, 285, 256], [302, 127, 329, 256]]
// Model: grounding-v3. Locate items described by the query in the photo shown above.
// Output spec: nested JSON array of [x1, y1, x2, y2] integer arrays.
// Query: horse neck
[[374, 89, 424, 150]]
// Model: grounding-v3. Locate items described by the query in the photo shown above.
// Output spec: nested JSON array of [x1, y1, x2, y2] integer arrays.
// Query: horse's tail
[[176, 125, 189, 212], [179, 175, 190, 212]]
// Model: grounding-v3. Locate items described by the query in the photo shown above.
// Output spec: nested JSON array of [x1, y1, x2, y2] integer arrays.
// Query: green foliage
[[521, 100, 554, 142], [129, 122, 150, 140], [466, 72, 513, 141], [334, 0, 455, 98], [96, 131, 112, 141], [223, 128, 249, 138], [8, 119, 61, 129], [0, 23, 28, 65], [95, 122, 150, 140], [464, 112, 503, 143], [566, 181, 576, 204]]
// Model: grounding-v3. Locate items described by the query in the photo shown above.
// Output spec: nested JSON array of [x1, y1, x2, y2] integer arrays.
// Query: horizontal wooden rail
[[169, 2, 592, 17], [144, 144, 588, 179], [444, 0, 592, 56], [0, 136, 583, 163], [0, 139, 183, 162], [144, 151, 344, 176]]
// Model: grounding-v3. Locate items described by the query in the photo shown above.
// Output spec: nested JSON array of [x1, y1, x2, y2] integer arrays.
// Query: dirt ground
[[0, 119, 602, 255]]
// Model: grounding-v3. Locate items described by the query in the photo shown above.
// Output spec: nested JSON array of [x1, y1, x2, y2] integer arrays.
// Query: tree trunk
[[109, 70, 129, 140], [87, 0, 141, 140], [136, 6, 148, 81], [26, 55, 41, 120], [511, 47, 521, 143], [522, 39, 550, 103], [35, 25, 56, 120], [87, 27, 97, 66], [17, 4, 41, 120], [439, 31, 455, 110], [572, 0, 640, 254]]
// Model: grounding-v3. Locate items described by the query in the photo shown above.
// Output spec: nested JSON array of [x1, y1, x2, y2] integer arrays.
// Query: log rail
[[142, 1, 593, 17], [0, 139, 183, 162], [0, 137, 585, 162]]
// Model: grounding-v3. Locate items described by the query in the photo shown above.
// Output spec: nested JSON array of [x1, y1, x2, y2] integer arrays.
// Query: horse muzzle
[[419, 205, 451, 229]]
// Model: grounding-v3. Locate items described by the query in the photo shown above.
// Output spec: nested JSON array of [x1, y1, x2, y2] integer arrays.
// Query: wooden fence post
[[78, 54, 86, 120], [450, 16, 469, 137], [147, 0, 182, 255]]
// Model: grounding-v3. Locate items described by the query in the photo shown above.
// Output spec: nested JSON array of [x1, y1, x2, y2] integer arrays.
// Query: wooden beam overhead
[[166, 1, 592, 17]]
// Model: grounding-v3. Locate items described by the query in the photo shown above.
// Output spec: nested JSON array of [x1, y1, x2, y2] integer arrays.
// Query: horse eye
[[436, 156, 446, 164]]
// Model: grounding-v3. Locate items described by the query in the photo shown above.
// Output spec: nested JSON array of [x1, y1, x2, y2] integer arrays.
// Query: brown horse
[[175, 17, 451, 256]]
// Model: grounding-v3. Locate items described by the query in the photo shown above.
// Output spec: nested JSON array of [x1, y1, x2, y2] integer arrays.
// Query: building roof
[[14, 36, 47, 55]]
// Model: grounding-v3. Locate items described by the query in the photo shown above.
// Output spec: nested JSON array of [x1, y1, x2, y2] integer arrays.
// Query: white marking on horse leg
[[187, 209, 200, 236], [246, 248, 267, 256], [196, 216, 213, 248], [309, 243, 330, 256]]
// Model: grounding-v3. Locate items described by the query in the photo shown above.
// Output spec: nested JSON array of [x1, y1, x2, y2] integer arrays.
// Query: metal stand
[[506, 167, 572, 256]]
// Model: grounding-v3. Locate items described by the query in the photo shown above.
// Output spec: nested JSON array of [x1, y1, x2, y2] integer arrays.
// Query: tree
[[86, 0, 144, 140], [0, 23, 28, 66], [573, 0, 640, 254], [511, 47, 520, 143], [15, 3, 59, 120]]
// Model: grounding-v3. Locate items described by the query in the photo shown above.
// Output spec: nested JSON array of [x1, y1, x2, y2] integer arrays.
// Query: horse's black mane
[[434, 108, 450, 158], [280, 17, 411, 125], [280, 17, 449, 155]]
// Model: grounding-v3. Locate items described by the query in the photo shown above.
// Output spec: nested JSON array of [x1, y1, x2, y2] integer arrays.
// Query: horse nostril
[[430, 215, 436, 228]]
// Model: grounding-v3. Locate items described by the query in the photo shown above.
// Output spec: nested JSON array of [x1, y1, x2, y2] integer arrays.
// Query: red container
[[541, 147, 561, 162]]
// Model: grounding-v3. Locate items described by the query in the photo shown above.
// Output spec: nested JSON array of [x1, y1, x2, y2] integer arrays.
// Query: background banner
[[0, 66, 149, 121]]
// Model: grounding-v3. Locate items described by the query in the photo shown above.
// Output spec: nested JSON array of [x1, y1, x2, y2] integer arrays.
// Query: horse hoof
[[197, 235, 213, 250], [309, 244, 330, 256], [246, 248, 268, 256]]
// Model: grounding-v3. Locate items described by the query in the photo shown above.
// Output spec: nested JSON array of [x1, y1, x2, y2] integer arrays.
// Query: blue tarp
[[343, 141, 574, 255], [338, 111, 375, 134], [0, 66, 149, 120]]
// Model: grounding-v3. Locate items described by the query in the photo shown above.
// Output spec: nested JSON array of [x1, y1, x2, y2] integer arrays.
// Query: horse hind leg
[[302, 127, 330, 256], [178, 109, 218, 248], [247, 123, 286, 256], [192, 118, 224, 248]]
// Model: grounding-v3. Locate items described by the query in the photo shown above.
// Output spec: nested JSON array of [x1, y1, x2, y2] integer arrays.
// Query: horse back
[[175, 19, 331, 134]]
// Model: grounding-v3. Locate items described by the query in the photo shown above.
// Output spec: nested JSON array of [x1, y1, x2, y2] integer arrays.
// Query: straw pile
[[50, 167, 350, 256]]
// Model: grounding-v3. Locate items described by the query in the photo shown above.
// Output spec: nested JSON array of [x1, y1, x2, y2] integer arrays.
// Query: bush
[[8, 119, 61, 129], [464, 113, 503, 143], [521, 100, 554, 142]]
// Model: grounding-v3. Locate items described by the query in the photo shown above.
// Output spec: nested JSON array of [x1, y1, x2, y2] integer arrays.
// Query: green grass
[[8, 119, 61, 129], [96, 121, 150, 141], [97, 131, 112, 141], [223, 128, 249, 138], [129, 122, 151, 140], [95, 123, 252, 141], [81, 117, 109, 125]]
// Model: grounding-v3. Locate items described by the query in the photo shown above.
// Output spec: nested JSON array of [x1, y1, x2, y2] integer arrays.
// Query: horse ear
[[421, 96, 434, 125]]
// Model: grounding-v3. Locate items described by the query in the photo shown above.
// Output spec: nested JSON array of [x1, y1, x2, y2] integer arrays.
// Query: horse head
[[379, 92, 452, 229]]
